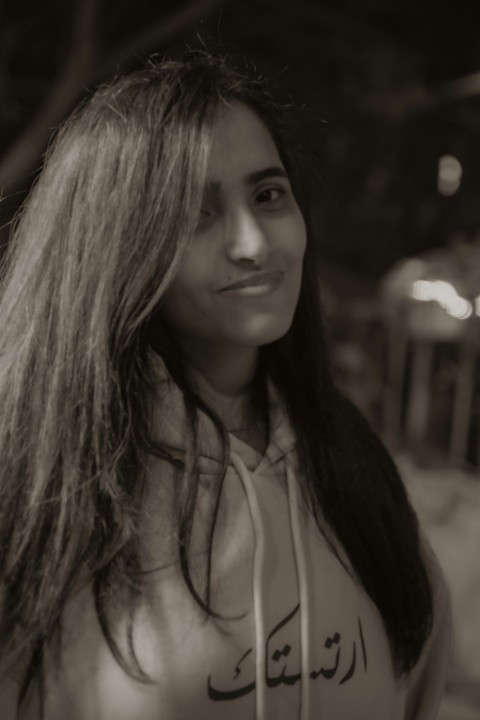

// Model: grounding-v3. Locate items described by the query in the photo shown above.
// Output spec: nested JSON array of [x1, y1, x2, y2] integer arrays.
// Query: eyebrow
[[245, 166, 289, 185], [204, 166, 289, 195]]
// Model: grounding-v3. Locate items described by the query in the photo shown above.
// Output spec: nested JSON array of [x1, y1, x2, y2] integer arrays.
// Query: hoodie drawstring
[[286, 464, 311, 720], [231, 451, 267, 720], [231, 451, 311, 720]]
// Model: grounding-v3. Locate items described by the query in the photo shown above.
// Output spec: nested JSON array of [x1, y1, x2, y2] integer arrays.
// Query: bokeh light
[[411, 279, 473, 319], [437, 154, 463, 196]]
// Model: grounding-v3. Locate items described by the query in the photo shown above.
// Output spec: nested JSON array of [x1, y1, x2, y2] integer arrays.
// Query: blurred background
[[1, 0, 479, 716]]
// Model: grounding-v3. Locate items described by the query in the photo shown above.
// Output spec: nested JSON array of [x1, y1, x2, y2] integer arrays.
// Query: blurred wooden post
[[450, 342, 477, 464], [383, 312, 408, 442], [406, 339, 434, 443]]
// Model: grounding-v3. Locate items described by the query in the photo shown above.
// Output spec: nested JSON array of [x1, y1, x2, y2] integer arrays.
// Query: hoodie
[[16, 354, 450, 720]]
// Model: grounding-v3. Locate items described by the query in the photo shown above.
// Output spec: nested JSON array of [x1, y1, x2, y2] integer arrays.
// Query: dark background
[[1, 0, 479, 286]]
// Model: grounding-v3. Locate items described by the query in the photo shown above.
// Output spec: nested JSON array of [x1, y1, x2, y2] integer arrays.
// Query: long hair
[[0, 51, 432, 697]]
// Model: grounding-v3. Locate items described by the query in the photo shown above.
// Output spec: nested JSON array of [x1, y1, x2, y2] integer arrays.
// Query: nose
[[224, 208, 269, 267]]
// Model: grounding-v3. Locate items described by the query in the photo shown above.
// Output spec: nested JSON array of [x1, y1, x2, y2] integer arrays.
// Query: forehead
[[206, 102, 283, 183]]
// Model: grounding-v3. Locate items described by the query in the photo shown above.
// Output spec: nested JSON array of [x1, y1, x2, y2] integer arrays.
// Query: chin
[[233, 314, 295, 348]]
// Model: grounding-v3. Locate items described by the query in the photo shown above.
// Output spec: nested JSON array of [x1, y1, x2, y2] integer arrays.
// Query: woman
[[0, 52, 450, 719]]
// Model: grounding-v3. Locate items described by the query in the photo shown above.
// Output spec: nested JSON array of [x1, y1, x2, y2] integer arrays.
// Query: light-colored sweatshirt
[[14, 357, 450, 720]]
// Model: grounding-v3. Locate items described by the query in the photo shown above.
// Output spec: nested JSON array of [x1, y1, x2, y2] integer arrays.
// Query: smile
[[218, 271, 284, 297]]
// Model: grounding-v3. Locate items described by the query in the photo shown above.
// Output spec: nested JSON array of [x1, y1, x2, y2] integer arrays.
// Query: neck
[[181, 340, 259, 397], [179, 341, 267, 452]]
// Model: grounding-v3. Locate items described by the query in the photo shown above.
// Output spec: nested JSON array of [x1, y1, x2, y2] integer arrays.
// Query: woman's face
[[160, 102, 307, 355]]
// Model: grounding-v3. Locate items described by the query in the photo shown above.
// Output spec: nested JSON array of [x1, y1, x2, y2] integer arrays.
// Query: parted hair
[[0, 51, 432, 702]]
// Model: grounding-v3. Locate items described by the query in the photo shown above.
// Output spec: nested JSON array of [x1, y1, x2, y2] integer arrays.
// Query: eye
[[200, 207, 212, 217], [196, 207, 214, 229], [254, 186, 287, 208]]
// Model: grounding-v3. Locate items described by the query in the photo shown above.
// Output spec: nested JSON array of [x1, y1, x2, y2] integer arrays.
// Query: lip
[[218, 271, 285, 295]]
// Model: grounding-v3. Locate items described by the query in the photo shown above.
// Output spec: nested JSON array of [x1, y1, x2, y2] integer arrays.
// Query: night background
[[1, 1, 480, 717], [1, 0, 480, 278]]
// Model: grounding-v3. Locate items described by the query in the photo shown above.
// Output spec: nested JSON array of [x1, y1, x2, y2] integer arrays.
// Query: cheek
[[160, 261, 217, 333], [296, 212, 308, 257], [276, 212, 307, 265], [162, 281, 201, 322]]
